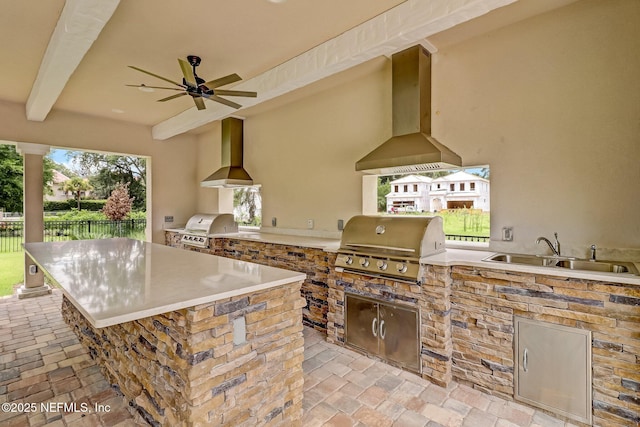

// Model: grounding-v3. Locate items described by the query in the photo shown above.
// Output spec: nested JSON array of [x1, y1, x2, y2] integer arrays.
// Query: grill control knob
[[344, 256, 353, 265], [359, 258, 370, 267], [396, 263, 408, 273], [376, 260, 388, 271]]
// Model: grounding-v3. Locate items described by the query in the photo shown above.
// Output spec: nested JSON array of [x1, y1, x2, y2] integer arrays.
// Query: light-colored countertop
[[165, 229, 639, 285], [423, 248, 640, 285], [24, 238, 306, 328], [166, 228, 341, 252]]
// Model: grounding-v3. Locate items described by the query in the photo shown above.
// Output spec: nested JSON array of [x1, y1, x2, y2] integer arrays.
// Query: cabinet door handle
[[523, 348, 528, 372], [379, 319, 386, 340], [372, 318, 378, 338]]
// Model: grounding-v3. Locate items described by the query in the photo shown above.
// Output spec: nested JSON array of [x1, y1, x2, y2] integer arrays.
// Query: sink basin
[[483, 253, 639, 275], [555, 259, 639, 275], [484, 253, 564, 267], [486, 253, 549, 266]]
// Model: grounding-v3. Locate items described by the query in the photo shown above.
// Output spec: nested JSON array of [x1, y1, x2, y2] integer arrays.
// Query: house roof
[[51, 170, 70, 185], [432, 171, 489, 183], [0, 0, 577, 140], [389, 175, 433, 185]]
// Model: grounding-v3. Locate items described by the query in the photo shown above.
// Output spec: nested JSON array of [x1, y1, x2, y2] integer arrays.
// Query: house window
[[394, 185, 399, 192], [374, 166, 491, 246], [233, 186, 262, 227]]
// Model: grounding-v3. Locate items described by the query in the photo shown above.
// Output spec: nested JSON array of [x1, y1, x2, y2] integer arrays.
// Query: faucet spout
[[536, 232, 561, 256]]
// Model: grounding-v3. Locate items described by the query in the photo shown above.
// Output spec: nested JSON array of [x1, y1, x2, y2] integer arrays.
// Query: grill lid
[[182, 213, 237, 235], [339, 215, 445, 259]]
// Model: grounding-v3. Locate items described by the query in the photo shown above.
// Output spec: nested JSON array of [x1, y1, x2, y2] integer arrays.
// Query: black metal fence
[[0, 219, 147, 252], [445, 234, 490, 243]]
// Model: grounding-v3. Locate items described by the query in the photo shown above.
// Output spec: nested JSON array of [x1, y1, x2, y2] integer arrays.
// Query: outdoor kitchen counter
[[165, 228, 341, 252], [24, 238, 306, 328], [23, 238, 307, 426], [422, 248, 640, 285]]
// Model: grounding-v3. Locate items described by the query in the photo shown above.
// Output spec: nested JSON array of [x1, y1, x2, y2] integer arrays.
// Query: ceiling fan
[[127, 55, 257, 110]]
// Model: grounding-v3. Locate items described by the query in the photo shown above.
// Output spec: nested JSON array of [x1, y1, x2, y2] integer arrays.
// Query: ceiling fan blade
[[157, 93, 187, 102], [193, 96, 206, 110], [128, 66, 184, 88], [178, 58, 198, 88], [205, 94, 242, 109], [126, 84, 184, 91], [204, 73, 242, 89], [213, 89, 257, 98]]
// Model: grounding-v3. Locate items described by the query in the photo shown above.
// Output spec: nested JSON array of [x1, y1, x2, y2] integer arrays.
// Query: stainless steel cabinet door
[[345, 295, 379, 355], [379, 303, 420, 372], [515, 317, 592, 425]]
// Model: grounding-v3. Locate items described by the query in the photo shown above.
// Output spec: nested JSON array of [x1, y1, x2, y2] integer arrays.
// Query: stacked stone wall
[[165, 231, 333, 332], [451, 266, 640, 427], [62, 281, 305, 426]]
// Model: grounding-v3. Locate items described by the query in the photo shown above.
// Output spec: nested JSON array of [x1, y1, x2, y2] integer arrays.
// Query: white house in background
[[45, 170, 93, 202], [429, 171, 490, 211], [385, 175, 433, 213], [45, 170, 71, 202]]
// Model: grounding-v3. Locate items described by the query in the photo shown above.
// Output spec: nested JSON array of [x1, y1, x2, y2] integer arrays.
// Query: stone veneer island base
[[25, 239, 307, 426], [62, 285, 305, 426]]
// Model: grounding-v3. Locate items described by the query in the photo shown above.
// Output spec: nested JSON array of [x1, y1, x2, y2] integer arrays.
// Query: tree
[[0, 145, 23, 212], [70, 152, 146, 210], [102, 182, 134, 221], [234, 187, 261, 226], [0, 144, 54, 213], [377, 178, 391, 212], [62, 177, 94, 210]]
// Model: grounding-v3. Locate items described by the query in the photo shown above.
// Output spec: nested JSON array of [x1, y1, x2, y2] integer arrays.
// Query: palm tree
[[62, 177, 93, 209]]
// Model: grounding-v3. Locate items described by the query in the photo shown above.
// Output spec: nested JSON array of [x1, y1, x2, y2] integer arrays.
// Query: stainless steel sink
[[554, 259, 639, 275], [483, 253, 639, 275], [485, 253, 551, 267]]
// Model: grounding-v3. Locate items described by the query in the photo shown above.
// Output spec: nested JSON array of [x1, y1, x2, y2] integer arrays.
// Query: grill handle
[[344, 243, 415, 253]]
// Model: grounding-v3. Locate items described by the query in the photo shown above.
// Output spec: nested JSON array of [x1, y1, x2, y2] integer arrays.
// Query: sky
[[49, 149, 69, 165]]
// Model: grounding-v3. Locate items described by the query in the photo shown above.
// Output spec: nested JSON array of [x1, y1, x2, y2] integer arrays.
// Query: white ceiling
[[0, 0, 576, 140]]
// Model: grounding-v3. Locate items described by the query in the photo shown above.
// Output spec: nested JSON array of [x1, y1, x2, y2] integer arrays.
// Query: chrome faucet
[[536, 232, 561, 256]]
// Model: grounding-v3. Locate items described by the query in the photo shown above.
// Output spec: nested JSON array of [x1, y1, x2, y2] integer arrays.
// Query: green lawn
[[436, 210, 490, 237], [0, 251, 24, 296]]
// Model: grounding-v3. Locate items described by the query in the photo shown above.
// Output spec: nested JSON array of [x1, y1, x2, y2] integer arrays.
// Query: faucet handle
[[590, 244, 597, 261]]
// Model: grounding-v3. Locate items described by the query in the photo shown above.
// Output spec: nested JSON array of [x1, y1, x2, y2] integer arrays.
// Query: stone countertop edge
[[422, 248, 640, 286], [24, 239, 306, 329]]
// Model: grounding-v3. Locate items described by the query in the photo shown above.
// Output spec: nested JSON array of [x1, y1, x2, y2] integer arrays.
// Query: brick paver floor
[[1, 290, 574, 426]]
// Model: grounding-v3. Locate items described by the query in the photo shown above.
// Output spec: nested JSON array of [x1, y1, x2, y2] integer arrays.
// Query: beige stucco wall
[[197, 0, 639, 254], [0, 99, 199, 244], [432, 0, 640, 254]]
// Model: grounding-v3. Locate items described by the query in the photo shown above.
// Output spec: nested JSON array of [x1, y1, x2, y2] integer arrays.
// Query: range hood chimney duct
[[201, 117, 254, 188], [356, 45, 462, 174]]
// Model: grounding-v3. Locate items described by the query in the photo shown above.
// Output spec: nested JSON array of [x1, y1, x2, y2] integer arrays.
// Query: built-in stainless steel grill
[[179, 213, 237, 248], [335, 215, 445, 282]]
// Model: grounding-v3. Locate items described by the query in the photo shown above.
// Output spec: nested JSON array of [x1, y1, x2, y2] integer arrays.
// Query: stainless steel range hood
[[356, 45, 462, 174], [201, 117, 254, 188]]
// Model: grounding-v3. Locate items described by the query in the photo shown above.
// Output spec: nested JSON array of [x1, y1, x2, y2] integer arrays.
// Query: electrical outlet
[[271, 217, 277, 227], [502, 227, 513, 241], [337, 219, 344, 231], [164, 216, 174, 223], [307, 219, 314, 229]]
